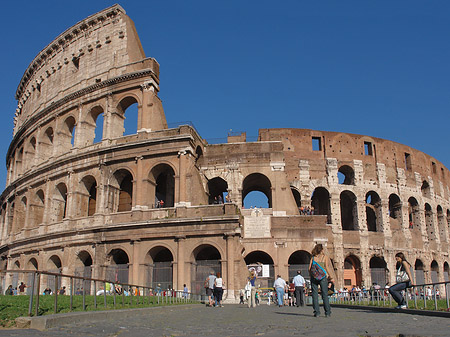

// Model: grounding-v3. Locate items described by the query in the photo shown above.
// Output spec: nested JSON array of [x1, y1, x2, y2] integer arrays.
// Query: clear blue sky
[[0, 1, 449, 195]]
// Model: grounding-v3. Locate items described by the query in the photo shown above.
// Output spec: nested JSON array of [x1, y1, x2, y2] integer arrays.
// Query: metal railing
[[330, 281, 450, 311], [0, 269, 201, 317]]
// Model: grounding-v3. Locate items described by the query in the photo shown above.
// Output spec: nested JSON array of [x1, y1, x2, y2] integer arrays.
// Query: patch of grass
[[336, 299, 450, 311], [0, 295, 197, 327]]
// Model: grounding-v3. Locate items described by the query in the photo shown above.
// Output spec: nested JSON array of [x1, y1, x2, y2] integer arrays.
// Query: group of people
[[205, 271, 224, 307], [298, 206, 314, 215], [241, 245, 415, 317], [4, 281, 27, 295]]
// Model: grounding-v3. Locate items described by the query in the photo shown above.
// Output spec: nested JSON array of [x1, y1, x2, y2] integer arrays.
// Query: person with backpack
[[309, 243, 336, 317]]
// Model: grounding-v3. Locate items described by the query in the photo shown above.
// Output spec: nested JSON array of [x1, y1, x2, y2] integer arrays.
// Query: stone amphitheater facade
[[1, 5, 449, 298]]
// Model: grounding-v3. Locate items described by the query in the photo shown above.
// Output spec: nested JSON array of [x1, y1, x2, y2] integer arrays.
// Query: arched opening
[[106, 248, 129, 284], [430, 260, 439, 283], [338, 165, 355, 185], [146, 247, 174, 290], [47, 255, 62, 291], [27, 258, 38, 270], [15, 147, 23, 176], [344, 255, 362, 287], [408, 197, 420, 229], [61, 116, 76, 150], [421, 180, 431, 199], [291, 188, 301, 209], [40, 127, 54, 159], [288, 250, 311, 282], [388, 194, 402, 227], [27, 258, 39, 294], [27, 137, 36, 169], [311, 187, 331, 223], [150, 164, 175, 208], [32, 190, 45, 226], [245, 250, 275, 288], [437, 206, 446, 242], [53, 183, 67, 222], [112, 170, 133, 212], [415, 259, 425, 285], [91, 106, 104, 144], [195, 146, 203, 164], [366, 191, 382, 232], [80, 176, 97, 217], [74, 251, 93, 294], [444, 262, 449, 282], [340, 190, 358, 230], [242, 173, 272, 208], [15, 197, 27, 232], [207, 177, 228, 205], [191, 245, 221, 295], [425, 203, 435, 241], [369, 256, 387, 286], [119, 97, 138, 136]]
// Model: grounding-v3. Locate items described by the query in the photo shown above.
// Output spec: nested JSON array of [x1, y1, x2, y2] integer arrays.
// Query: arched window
[[437, 206, 446, 243], [61, 116, 76, 150], [366, 191, 381, 232], [291, 188, 301, 209], [80, 176, 97, 217], [27, 137, 36, 170], [369, 256, 387, 286], [311, 187, 331, 223], [53, 183, 67, 222], [338, 165, 355, 185], [388, 194, 402, 225], [430, 260, 439, 283], [242, 173, 272, 208], [40, 127, 54, 159], [84, 106, 104, 145], [415, 259, 425, 284], [120, 97, 138, 136], [340, 190, 358, 230], [15, 197, 27, 232], [32, 190, 45, 226], [444, 262, 449, 282]]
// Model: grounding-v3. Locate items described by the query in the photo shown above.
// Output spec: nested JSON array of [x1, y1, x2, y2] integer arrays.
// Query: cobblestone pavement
[[1, 304, 449, 337]]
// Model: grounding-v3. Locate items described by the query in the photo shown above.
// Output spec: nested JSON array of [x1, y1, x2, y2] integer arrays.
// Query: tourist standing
[[247, 270, 257, 308], [206, 271, 216, 307], [389, 252, 414, 309], [273, 275, 286, 307], [293, 270, 306, 307], [18, 282, 26, 295], [214, 272, 224, 307], [309, 243, 336, 317]]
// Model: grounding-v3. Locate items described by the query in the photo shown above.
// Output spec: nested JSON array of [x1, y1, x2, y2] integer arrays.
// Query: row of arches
[[8, 95, 140, 184]]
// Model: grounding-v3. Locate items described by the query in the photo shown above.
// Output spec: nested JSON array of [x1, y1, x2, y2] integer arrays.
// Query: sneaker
[[400, 305, 407, 309]]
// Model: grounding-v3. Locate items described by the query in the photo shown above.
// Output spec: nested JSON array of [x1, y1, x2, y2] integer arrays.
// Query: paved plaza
[[1, 304, 449, 337]]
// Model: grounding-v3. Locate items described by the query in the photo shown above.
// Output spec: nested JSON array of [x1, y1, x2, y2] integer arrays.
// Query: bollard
[[28, 272, 36, 317], [434, 285, 438, 311]]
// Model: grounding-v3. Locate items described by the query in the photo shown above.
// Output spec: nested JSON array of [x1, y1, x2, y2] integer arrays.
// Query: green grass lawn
[[0, 295, 195, 327]]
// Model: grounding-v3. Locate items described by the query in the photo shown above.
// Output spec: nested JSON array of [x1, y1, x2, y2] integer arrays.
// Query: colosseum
[[1, 5, 449, 299]]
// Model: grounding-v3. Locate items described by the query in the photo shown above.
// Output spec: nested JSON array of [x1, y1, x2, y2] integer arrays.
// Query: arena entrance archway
[[415, 259, 425, 285], [369, 256, 387, 286], [191, 245, 221, 296], [344, 255, 362, 287], [288, 250, 311, 282], [145, 246, 174, 291], [74, 251, 92, 294], [244, 250, 274, 288], [106, 248, 129, 285]]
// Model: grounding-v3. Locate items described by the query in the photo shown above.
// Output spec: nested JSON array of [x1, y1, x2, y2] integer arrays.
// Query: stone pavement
[[1, 304, 450, 337]]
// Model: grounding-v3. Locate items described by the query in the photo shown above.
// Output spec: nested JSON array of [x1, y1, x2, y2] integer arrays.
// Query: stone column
[[175, 236, 186, 291], [176, 150, 188, 206], [224, 234, 236, 301]]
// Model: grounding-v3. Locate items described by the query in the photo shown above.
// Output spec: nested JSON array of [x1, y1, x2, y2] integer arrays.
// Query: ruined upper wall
[[13, 4, 153, 136]]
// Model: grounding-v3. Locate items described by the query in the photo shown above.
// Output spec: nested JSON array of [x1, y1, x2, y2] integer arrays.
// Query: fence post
[[54, 275, 58, 314], [423, 286, 427, 309], [35, 272, 41, 317], [434, 285, 438, 311], [94, 281, 97, 308], [103, 282, 107, 308], [113, 283, 116, 308], [414, 286, 417, 309], [122, 287, 125, 307], [28, 272, 36, 317], [70, 277, 73, 311], [82, 280, 86, 311]]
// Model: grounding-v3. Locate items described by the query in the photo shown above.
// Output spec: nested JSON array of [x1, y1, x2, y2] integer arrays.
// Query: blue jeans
[[276, 287, 284, 306], [311, 277, 330, 316], [389, 282, 410, 305]]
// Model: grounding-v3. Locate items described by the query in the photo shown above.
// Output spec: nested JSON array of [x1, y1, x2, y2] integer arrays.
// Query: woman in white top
[[214, 272, 224, 307]]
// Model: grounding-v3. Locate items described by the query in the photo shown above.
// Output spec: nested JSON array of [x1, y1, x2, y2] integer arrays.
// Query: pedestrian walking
[[309, 243, 336, 317], [205, 271, 216, 307], [273, 275, 286, 307], [389, 252, 414, 309], [214, 272, 224, 307], [293, 270, 306, 307], [247, 270, 257, 308]]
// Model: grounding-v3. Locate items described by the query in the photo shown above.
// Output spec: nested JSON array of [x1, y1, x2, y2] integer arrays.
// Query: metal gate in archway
[[145, 262, 173, 291], [191, 260, 221, 296]]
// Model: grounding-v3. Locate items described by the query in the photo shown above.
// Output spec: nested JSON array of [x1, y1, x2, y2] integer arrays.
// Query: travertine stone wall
[[1, 5, 449, 299]]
